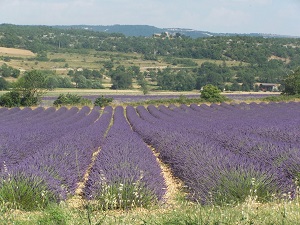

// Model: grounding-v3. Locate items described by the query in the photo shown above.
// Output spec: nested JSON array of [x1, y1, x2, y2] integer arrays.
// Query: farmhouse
[[259, 83, 280, 92]]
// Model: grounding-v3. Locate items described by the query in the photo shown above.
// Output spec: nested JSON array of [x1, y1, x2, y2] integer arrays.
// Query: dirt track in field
[[0, 47, 35, 56]]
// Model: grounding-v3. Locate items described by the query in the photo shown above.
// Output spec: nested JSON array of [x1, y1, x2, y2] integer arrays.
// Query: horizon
[[0, 0, 300, 37], [2, 23, 299, 38]]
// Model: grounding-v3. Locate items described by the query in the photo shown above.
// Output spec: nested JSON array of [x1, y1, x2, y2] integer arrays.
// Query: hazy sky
[[1, 0, 300, 36]]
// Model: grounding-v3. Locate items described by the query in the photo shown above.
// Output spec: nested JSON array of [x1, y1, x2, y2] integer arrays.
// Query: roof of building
[[260, 83, 278, 86]]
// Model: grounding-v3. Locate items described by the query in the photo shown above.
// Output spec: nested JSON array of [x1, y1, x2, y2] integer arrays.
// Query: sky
[[1, 0, 300, 36]]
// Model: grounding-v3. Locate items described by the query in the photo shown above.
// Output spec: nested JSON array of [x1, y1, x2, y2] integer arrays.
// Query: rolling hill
[[55, 24, 299, 38]]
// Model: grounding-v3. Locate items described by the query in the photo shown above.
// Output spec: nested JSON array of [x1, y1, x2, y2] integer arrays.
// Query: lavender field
[[41, 93, 278, 106], [0, 101, 300, 211]]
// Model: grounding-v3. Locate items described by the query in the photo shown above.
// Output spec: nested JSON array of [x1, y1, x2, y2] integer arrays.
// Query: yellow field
[[0, 47, 35, 57]]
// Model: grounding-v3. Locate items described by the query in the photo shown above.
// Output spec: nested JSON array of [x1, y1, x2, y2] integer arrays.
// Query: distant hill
[[55, 25, 298, 38]]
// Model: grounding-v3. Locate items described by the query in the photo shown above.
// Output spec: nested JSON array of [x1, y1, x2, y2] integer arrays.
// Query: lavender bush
[[0, 106, 113, 210], [0, 164, 66, 211], [1, 100, 300, 209], [84, 106, 166, 210], [126, 104, 297, 205]]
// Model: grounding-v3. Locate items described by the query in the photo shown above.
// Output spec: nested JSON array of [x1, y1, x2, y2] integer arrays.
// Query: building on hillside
[[259, 83, 280, 92]]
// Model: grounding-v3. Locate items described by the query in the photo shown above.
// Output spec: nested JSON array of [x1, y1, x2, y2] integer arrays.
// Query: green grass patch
[[260, 94, 300, 102], [0, 174, 59, 211], [2, 195, 300, 224], [211, 170, 281, 206], [128, 95, 231, 107], [90, 181, 157, 211]]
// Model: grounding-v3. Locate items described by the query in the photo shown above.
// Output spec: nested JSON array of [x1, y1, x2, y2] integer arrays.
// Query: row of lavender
[[1, 101, 298, 209], [84, 106, 166, 210], [0, 106, 113, 210], [126, 102, 300, 204], [0, 105, 166, 210]]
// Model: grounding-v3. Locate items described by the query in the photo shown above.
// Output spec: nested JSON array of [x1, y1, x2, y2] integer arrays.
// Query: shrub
[[94, 95, 113, 107], [91, 81, 105, 89], [93, 181, 156, 210], [200, 84, 227, 102], [0, 91, 22, 107], [20, 92, 39, 106], [212, 169, 280, 205], [36, 204, 67, 224], [0, 171, 60, 211], [0, 90, 42, 108], [13, 70, 47, 106], [53, 93, 92, 107], [0, 77, 9, 91], [283, 68, 300, 95]]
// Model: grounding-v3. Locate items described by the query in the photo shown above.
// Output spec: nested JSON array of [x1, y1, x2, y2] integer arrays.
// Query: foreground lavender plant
[[0, 107, 113, 210], [126, 104, 296, 205], [1, 101, 299, 209], [84, 106, 166, 210], [0, 164, 65, 211]]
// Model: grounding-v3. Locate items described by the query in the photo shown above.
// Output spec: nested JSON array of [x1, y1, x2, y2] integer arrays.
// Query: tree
[[111, 72, 132, 89], [0, 64, 11, 77], [174, 72, 196, 91], [57, 77, 74, 88], [137, 73, 149, 94], [35, 51, 49, 61], [200, 84, 227, 102], [230, 81, 241, 91], [53, 93, 92, 107], [110, 66, 132, 89], [157, 69, 196, 91], [283, 68, 300, 95], [94, 95, 113, 107], [0, 77, 9, 90], [11, 68, 20, 78], [196, 62, 225, 89], [128, 66, 140, 78], [72, 74, 88, 88], [139, 79, 149, 95], [91, 69, 103, 79], [45, 76, 59, 90], [14, 70, 47, 106], [0, 64, 20, 78], [103, 61, 114, 70]]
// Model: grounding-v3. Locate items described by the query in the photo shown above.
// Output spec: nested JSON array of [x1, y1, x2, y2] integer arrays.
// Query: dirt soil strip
[[67, 147, 102, 208], [124, 108, 183, 205], [67, 109, 113, 208], [148, 145, 184, 206], [0, 47, 35, 56]]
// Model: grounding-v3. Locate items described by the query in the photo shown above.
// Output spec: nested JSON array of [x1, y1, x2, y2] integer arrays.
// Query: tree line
[[0, 62, 292, 93], [1, 24, 299, 67], [1, 24, 300, 92]]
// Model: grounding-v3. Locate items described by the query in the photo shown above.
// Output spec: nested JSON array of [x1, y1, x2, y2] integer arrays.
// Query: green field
[[1, 186, 300, 224], [0, 48, 242, 75]]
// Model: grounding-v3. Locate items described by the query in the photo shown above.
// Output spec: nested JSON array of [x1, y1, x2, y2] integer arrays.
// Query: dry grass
[[0, 47, 35, 57]]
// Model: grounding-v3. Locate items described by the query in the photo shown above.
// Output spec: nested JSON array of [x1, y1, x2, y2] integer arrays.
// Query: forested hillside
[[1, 24, 300, 91]]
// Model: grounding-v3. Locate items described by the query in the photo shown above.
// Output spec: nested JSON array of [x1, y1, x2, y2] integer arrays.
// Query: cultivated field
[[0, 47, 35, 57], [0, 47, 242, 75], [1, 102, 300, 224]]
